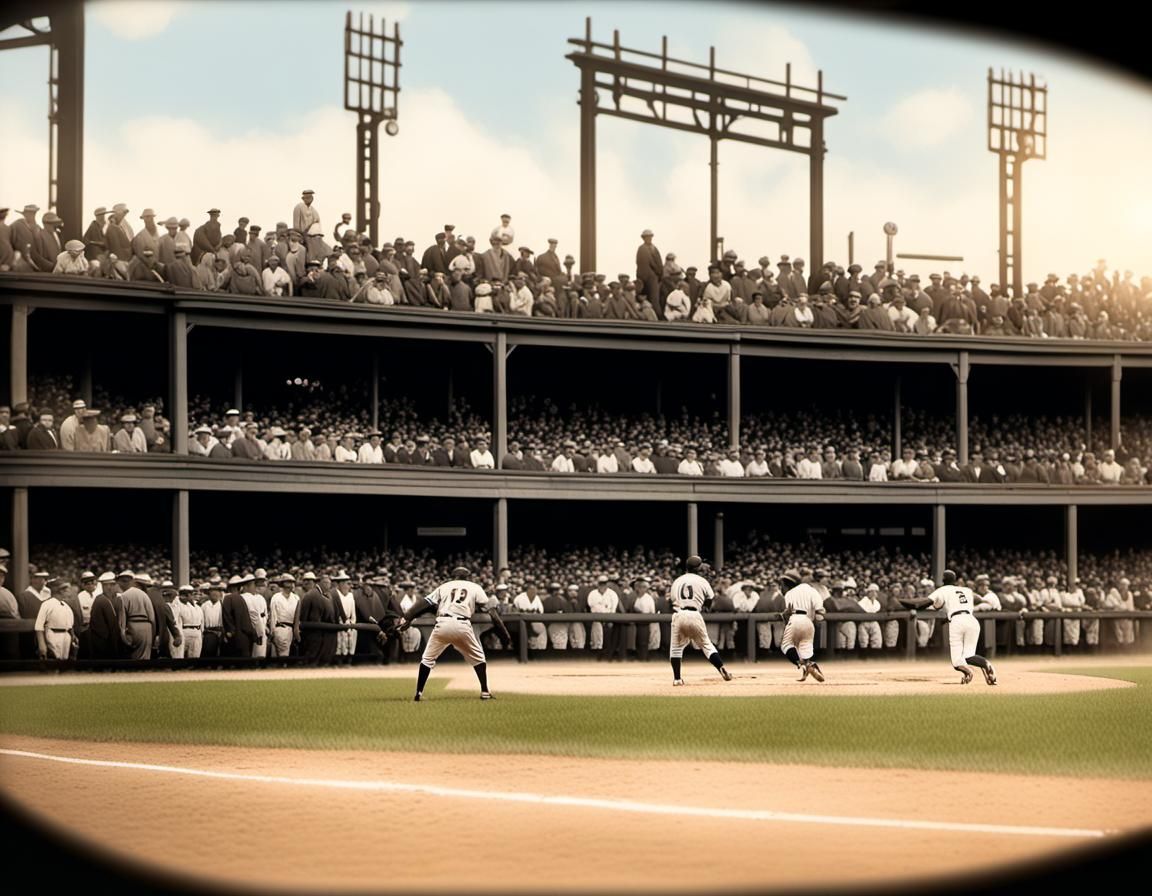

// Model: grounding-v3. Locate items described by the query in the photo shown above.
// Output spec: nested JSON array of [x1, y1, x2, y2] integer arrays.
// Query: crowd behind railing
[[3, 197, 1151, 340], [3, 540, 1147, 664], [8, 377, 1152, 485]]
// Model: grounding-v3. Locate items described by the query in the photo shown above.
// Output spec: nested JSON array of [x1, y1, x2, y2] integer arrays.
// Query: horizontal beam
[[568, 52, 839, 117], [0, 32, 53, 51], [5, 457, 1152, 505], [594, 105, 802, 154]]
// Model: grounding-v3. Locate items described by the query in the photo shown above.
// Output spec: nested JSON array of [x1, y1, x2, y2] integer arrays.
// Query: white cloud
[[90, 1, 184, 41], [2, 66, 1150, 287], [882, 88, 976, 148]]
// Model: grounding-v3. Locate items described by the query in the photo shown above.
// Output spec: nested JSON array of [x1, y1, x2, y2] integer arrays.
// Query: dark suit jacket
[[26, 425, 60, 450], [452, 447, 472, 468], [431, 448, 453, 467], [222, 592, 256, 637], [105, 222, 133, 260]]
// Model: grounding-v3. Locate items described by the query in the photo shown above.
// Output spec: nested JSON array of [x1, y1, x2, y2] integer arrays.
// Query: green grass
[[2, 667, 1151, 779]]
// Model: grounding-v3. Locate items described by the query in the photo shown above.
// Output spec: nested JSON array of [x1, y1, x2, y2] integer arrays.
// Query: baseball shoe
[[960, 669, 973, 685], [982, 664, 998, 686], [808, 662, 825, 683], [720, 668, 732, 681], [481, 692, 494, 700], [673, 679, 685, 686], [797, 662, 809, 682], [413, 693, 422, 702]]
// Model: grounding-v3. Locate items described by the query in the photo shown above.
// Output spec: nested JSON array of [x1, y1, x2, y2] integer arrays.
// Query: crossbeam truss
[[567, 18, 844, 271], [344, 10, 402, 249]]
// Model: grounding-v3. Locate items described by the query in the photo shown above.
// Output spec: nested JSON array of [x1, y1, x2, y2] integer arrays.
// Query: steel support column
[[494, 497, 508, 572], [893, 374, 902, 458], [12, 487, 29, 594], [1065, 504, 1077, 589], [172, 490, 190, 586], [710, 131, 719, 263], [1085, 383, 1092, 450], [809, 118, 825, 272], [233, 364, 243, 413], [371, 353, 380, 434], [579, 64, 597, 273], [728, 345, 740, 449], [493, 332, 508, 468], [10, 305, 28, 407], [687, 502, 698, 558], [80, 346, 92, 406], [954, 352, 970, 465], [52, 4, 85, 243], [932, 505, 946, 583], [1111, 355, 1122, 450], [169, 311, 188, 455]]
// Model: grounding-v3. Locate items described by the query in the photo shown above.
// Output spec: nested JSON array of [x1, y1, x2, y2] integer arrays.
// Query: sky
[[2, 0, 1151, 281]]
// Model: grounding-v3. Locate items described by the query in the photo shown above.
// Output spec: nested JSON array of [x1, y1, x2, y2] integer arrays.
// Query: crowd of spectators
[[8, 380, 1152, 484], [4, 198, 1151, 340], [8, 539, 1146, 664]]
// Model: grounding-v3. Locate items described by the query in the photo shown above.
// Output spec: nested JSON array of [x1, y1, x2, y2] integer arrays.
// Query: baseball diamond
[[2, 0, 1152, 892]]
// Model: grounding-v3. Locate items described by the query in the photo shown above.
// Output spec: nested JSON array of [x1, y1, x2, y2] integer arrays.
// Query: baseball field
[[2, 655, 1151, 894]]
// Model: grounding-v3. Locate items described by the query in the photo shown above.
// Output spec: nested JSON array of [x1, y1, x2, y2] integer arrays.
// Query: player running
[[922, 569, 997, 686], [667, 555, 733, 686], [392, 567, 512, 702], [778, 568, 827, 682]]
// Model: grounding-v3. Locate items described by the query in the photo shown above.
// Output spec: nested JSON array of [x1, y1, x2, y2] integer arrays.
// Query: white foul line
[[0, 748, 1109, 840]]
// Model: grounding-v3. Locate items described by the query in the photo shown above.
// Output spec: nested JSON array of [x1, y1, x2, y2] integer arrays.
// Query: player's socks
[[416, 662, 432, 695], [965, 656, 989, 670], [474, 662, 490, 692], [784, 648, 801, 666], [706, 653, 730, 679], [671, 657, 682, 681]]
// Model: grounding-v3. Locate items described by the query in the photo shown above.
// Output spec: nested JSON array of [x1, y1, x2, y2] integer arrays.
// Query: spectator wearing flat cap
[[477, 236, 514, 283], [165, 244, 197, 288], [127, 245, 165, 283], [292, 190, 324, 261], [80, 207, 108, 262], [226, 258, 265, 295], [192, 209, 222, 264], [32, 212, 64, 272], [536, 238, 564, 286], [58, 400, 86, 451], [635, 229, 664, 317], [10, 205, 42, 270], [53, 239, 90, 276]]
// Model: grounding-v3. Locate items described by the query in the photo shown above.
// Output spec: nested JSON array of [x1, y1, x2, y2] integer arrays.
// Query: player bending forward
[[778, 569, 826, 682], [921, 569, 997, 686], [393, 567, 512, 702], [668, 555, 733, 686]]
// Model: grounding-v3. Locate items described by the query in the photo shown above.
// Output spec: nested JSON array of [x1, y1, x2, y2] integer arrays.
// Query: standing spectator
[[856, 584, 883, 652], [293, 190, 325, 261], [158, 217, 182, 266], [537, 238, 564, 285], [635, 229, 663, 316], [491, 213, 515, 247], [32, 212, 65, 272], [118, 571, 156, 660], [541, 582, 569, 651], [331, 572, 357, 660], [513, 580, 548, 651], [192, 208, 223, 264], [0, 563, 19, 661], [58, 400, 86, 450], [81, 206, 108, 261], [131, 209, 161, 259], [477, 236, 513, 283], [220, 576, 255, 657], [10, 204, 42, 268]]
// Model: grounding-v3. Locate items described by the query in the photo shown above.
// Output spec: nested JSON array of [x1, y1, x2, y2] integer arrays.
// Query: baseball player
[[393, 566, 512, 701], [778, 569, 826, 682], [268, 574, 301, 657], [174, 585, 204, 658], [396, 579, 424, 655], [34, 579, 76, 660], [667, 556, 733, 686], [921, 569, 997, 685]]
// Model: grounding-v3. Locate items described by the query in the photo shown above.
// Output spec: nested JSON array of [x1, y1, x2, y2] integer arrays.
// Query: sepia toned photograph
[[0, 1, 1150, 893]]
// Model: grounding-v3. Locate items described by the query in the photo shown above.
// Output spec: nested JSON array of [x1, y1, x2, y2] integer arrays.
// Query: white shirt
[[262, 267, 293, 297], [77, 589, 95, 624], [745, 459, 769, 477], [513, 592, 544, 613], [631, 456, 656, 474], [669, 572, 713, 611], [587, 587, 620, 613], [551, 453, 575, 473], [425, 578, 494, 619], [678, 459, 703, 476], [664, 288, 690, 320], [974, 590, 1002, 611], [176, 599, 205, 628], [357, 443, 384, 464], [733, 588, 758, 612], [1061, 588, 1086, 611], [597, 454, 619, 474], [928, 584, 976, 616], [857, 594, 881, 614], [632, 592, 656, 614], [718, 458, 745, 477], [1098, 460, 1123, 484], [264, 440, 290, 461], [890, 458, 918, 479], [338, 589, 356, 623], [34, 597, 74, 632], [335, 444, 358, 463], [243, 591, 268, 636], [868, 462, 889, 482], [470, 449, 495, 469], [201, 600, 222, 628], [796, 458, 823, 479], [269, 591, 300, 627], [783, 583, 825, 616], [510, 286, 534, 316]]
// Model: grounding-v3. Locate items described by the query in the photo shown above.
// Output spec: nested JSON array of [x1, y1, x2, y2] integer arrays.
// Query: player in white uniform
[[395, 566, 512, 701], [778, 569, 827, 682], [924, 569, 997, 685], [667, 556, 733, 686]]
